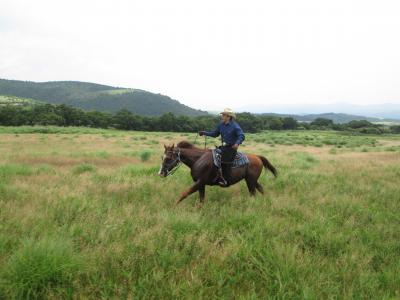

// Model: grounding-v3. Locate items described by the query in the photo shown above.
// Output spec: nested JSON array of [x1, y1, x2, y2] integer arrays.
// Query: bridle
[[161, 133, 206, 177], [161, 149, 182, 176]]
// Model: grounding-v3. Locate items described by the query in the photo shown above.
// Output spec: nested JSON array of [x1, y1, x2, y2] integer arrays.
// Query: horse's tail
[[258, 155, 278, 177]]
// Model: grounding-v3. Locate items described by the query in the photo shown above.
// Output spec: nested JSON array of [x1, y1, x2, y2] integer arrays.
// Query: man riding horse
[[199, 108, 245, 187], [159, 108, 277, 204]]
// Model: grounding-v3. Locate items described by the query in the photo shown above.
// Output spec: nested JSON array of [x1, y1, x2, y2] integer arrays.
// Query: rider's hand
[[232, 144, 239, 150], [198, 131, 205, 136]]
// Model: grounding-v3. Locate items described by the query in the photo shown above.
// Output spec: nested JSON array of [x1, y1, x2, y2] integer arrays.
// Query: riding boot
[[217, 166, 228, 187]]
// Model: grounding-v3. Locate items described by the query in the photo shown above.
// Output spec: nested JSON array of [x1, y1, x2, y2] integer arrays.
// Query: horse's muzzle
[[158, 165, 165, 177], [158, 169, 167, 177]]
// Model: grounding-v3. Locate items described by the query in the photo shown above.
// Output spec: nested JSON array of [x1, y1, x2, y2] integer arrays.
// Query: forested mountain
[[2, 78, 399, 123], [0, 79, 207, 116]]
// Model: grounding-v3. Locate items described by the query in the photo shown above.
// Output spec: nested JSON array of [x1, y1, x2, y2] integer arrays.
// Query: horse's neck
[[179, 148, 206, 168]]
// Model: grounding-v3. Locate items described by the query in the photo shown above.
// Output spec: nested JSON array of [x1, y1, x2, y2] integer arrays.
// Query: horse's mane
[[177, 140, 205, 151], [177, 141, 196, 149]]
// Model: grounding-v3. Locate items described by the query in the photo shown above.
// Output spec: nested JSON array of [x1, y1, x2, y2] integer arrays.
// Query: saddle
[[211, 148, 250, 169]]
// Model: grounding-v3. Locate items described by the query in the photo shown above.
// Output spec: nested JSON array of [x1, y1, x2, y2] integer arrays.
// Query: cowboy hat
[[220, 108, 236, 119]]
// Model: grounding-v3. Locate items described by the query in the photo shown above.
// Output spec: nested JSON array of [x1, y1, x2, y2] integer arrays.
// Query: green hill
[[0, 79, 207, 116], [261, 112, 399, 124]]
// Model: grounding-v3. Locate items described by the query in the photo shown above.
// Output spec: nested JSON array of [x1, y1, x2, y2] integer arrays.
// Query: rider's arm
[[234, 123, 245, 145], [204, 124, 220, 138]]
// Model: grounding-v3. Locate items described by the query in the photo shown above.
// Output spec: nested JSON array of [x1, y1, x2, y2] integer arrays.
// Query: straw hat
[[220, 108, 236, 119]]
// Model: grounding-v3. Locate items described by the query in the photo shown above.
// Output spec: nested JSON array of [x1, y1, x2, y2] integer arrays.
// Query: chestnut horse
[[159, 141, 277, 205]]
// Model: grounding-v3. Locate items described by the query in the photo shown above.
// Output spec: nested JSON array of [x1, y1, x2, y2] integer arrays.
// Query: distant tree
[[311, 118, 333, 127], [301, 122, 311, 130], [113, 109, 140, 130], [141, 116, 157, 131], [195, 115, 219, 132], [390, 125, 400, 134], [86, 111, 112, 128], [176, 115, 196, 132], [236, 112, 263, 133], [282, 117, 298, 130], [35, 112, 64, 126], [347, 120, 373, 129], [0, 106, 29, 126], [268, 117, 284, 130], [158, 112, 177, 132], [3, 100, 396, 135], [54, 104, 88, 126], [331, 123, 344, 131]]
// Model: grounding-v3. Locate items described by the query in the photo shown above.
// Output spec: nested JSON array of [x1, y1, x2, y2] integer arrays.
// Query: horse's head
[[158, 144, 180, 177]]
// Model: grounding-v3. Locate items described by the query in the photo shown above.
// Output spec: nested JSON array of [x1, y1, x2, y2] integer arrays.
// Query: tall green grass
[[0, 128, 399, 298], [1, 238, 81, 299]]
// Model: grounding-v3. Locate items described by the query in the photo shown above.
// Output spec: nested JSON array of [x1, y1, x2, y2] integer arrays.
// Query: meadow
[[0, 126, 399, 299]]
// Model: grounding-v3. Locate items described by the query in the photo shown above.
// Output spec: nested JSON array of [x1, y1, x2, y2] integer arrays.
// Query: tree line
[[0, 103, 399, 134]]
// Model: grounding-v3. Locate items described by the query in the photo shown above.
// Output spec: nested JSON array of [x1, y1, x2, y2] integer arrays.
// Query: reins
[[193, 132, 207, 149]]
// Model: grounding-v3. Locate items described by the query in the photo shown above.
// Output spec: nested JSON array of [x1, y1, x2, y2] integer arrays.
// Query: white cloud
[[1, 0, 400, 111]]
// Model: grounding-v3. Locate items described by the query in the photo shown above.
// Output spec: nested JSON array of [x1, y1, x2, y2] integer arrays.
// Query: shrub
[[72, 163, 97, 175], [0, 238, 81, 299], [357, 127, 382, 135], [329, 148, 337, 154], [385, 146, 397, 152], [139, 150, 152, 162]]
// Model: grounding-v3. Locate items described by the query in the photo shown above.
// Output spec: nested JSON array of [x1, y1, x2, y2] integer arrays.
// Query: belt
[[221, 142, 232, 147]]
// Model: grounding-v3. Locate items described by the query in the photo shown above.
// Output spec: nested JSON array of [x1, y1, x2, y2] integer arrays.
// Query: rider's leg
[[215, 146, 237, 187], [221, 146, 237, 185], [215, 148, 228, 186]]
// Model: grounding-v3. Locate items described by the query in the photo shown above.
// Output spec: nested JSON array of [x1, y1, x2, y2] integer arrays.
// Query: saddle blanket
[[212, 149, 250, 169]]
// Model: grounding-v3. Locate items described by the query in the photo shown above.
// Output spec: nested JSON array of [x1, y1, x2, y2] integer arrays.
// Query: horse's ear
[[164, 144, 167, 149], [172, 143, 175, 149]]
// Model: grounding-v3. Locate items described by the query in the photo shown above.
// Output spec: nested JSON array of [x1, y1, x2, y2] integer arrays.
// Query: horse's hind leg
[[197, 185, 205, 208], [176, 180, 202, 205], [255, 182, 264, 195], [245, 177, 257, 196]]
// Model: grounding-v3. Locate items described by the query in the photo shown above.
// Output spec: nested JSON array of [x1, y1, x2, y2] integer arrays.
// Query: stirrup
[[217, 176, 228, 187]]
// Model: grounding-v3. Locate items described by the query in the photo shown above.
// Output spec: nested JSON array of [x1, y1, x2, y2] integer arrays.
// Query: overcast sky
[[1, 0, 400, 111]]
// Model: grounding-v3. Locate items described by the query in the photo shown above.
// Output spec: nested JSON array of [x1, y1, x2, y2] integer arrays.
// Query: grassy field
[[0, 126, 399, 299]]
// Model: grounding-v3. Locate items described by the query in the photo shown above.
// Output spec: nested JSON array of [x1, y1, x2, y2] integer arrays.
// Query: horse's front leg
[[176, 180, 202, 205]]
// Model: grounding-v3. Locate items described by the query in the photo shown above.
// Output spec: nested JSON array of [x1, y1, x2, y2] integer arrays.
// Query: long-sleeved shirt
[[204, 120, 245, 145]]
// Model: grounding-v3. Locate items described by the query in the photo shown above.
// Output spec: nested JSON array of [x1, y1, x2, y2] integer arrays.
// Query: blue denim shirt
[[204, 120, 245, 145]]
